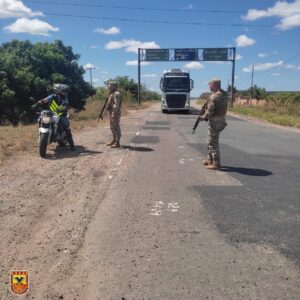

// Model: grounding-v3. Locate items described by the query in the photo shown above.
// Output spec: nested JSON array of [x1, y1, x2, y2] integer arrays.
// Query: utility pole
[[251, 65, 254, 89], [249, 65, 254, 107], [85, 65, 95, 87]]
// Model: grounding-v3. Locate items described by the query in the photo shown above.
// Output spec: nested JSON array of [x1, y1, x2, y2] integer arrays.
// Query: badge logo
[[10, 271, 29, 295]]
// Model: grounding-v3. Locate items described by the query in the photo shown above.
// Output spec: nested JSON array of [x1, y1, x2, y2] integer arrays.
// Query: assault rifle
[[98, 96, 110, 121], [192, 102, 208, 134]]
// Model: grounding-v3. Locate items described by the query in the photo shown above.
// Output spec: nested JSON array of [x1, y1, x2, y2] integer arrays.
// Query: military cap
[[108, 81, 118, 87], [209, 77, 221, 84]]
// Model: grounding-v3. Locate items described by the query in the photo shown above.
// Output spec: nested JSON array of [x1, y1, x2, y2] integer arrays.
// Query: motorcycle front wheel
[[39, 132, 49, 158]]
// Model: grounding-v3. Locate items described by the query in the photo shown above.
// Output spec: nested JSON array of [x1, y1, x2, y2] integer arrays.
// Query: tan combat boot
[[202, 160, 212, 166], [106, 139, 115, 146], [206, 163, 221, 170], [110, 141, 120, 148]]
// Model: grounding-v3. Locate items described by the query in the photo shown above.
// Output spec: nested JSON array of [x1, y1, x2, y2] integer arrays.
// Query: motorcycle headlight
[[42, 116, 51, 124]]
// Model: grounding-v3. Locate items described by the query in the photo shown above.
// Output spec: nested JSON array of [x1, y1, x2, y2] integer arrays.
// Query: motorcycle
[[31, 100, 69, 158]]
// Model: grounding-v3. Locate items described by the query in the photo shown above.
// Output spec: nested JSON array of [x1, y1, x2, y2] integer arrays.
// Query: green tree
[[105, 76, 138, 99], [0, 39, 95, 124], [248, 85, 268, 105], [227, 84, 237, 94]]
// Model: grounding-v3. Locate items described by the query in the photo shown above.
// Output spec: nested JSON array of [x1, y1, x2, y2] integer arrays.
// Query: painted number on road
[[150, 201, 180, 216]]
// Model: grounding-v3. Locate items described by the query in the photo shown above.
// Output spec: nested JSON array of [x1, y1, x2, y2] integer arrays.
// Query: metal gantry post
[[138, 48, 141, 105], [231, 47, 236, 108]]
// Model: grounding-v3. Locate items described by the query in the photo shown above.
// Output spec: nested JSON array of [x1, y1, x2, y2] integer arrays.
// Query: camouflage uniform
[[203, 89, 228, 166], [106, 90, 122, 143]]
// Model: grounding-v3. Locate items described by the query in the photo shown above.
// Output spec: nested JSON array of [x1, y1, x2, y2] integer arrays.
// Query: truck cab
[[160, 69, 193, 113]]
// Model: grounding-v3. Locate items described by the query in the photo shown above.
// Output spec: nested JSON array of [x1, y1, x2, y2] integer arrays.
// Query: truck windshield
[[164, 77, 190, 91]]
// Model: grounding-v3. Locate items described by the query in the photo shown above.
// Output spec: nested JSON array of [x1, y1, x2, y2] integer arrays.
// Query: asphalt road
[[66, 103, 300, 299]]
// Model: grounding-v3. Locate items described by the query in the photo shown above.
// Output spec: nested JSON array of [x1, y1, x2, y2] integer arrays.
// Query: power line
[[236, 52, 300, 87], [22, 1, 250, 13], [23, 1, 300, 15], [0, 9, 274, 27]]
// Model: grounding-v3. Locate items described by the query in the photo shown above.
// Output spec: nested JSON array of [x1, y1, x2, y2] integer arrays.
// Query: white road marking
[[108, 175, 113, 179], [150, 201, 180, 215], [50, 262, 61, 271], [116, 158, 123, 166], [167, 202, 180, 212], [136, 131, 140, 136], [179, 145, 185, 149], [150, 208, 162, 216], [153, 201, 164, 208], [179, 159, 185, 164]]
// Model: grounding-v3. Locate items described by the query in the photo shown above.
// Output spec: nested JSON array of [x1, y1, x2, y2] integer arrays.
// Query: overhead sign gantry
[[137, 47, 236, 105]]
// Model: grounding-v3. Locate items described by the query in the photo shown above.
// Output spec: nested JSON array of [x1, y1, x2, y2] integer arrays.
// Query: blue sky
[[1, 0, 300, 96]]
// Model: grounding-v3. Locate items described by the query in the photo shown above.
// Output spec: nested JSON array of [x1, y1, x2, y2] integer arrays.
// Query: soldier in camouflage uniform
[[199, 78, 228, 170], [103, 82, 122, 148]]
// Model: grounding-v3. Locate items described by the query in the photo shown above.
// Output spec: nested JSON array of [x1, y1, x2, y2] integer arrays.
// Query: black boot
[[66, 129, 75, 151]]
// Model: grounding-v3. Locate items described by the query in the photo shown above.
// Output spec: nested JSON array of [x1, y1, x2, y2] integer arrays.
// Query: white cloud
[[93, 78, 99, 82], [242, 0, 300, 30], [248, 62, 298, 71], [184, 62, 204, 69], [94, 26, 120, 35], [206, 61, 228, 65], [126, 60, 151, 66], [142, 73, 157, 78], [243, 61, 284, 72], [106, 39, 160, 53], [284, 63, 300, 70], [272, 73, 281, 76], [4, 18, 59, 36], [258, 51, 279, 58], [84, 63, 95, 69], [0, 0, 43, 19], [236, 35, 256, 47], [90, 45, 98, 49], [236, 54, 243, 60], [278, 14, 300, 30], [258, 53, 267, 58]]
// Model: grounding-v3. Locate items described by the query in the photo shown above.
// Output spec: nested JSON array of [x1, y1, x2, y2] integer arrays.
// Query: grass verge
[[229, 106, 300, 128], [197, 98, 300, 128]]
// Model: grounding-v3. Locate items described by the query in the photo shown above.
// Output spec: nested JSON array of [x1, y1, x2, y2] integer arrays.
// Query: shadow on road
[[221, 166, 273, 176], [189, 107, 201, 115], [47, 145, 103, 159], [166, 107, 201, 116], [122, 145, 154, 152]]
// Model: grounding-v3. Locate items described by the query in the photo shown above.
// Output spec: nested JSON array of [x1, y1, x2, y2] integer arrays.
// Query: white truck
[[160, 69, 193, 113]]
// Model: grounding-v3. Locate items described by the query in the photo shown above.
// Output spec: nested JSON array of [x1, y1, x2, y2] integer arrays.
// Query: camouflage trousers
[[207, 119, 227, 165], [109, 111, 121, 142]]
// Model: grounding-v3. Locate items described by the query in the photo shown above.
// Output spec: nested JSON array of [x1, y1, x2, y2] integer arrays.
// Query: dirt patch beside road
[[0, 108, 142, 299]]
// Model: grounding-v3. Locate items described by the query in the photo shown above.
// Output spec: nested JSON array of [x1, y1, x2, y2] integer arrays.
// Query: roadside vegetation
[[0, 84, 159, 164], [198, 86, 300, 128], [230, 91, 300, 128], [0, 40, 160, 164]]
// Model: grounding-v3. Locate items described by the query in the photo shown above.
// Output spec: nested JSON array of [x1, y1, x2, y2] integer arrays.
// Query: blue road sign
[[174, 48, 198, 61]]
